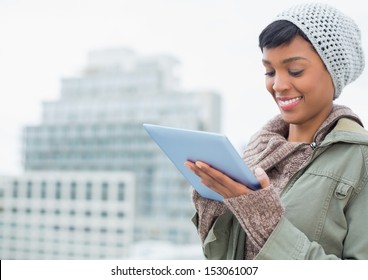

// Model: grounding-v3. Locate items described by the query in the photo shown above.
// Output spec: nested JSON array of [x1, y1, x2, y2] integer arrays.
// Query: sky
[[0, 0, 367, 175]]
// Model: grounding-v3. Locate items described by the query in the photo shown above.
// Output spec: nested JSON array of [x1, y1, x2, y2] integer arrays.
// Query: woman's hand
[[184, 160, 270, 199]]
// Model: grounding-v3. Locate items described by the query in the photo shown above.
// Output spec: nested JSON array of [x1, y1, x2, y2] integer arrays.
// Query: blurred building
[[0, 48, 222, 259], [0, 172, 135, 259]]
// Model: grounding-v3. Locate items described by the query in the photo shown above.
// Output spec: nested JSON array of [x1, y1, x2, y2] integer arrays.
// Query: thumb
[[254, 167, 270, 189]]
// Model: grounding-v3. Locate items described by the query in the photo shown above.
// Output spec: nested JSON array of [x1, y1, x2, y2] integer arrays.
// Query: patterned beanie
[[274, 3, 365, 99]]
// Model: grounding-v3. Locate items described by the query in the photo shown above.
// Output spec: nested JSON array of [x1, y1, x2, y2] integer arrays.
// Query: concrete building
[[0, 171, 135, 259], [0, 48, 222, 259]]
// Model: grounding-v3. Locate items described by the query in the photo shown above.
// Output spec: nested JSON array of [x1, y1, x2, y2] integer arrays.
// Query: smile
[[277, 96, 303, 110]]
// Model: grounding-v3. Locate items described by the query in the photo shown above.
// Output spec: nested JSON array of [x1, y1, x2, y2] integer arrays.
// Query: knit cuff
[[192, 189, 228, 242], [224, 187, 284, 250]]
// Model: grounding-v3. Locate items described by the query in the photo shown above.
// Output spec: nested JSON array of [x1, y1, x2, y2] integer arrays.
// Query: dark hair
[[258, 20, 312, 51]]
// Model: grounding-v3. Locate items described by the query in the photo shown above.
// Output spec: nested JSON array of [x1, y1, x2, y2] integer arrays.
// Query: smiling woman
[[262, 36, 335, 143], [187, 2, 368, 260]]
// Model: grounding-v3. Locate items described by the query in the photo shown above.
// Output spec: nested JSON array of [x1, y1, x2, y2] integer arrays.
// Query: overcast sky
[[0, 0, 367, 175]]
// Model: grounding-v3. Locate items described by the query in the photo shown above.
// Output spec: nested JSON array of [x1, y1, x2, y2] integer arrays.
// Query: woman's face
[[262, 35, 334, 127]]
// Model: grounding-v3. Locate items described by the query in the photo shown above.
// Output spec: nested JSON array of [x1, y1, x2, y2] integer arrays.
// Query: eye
[[289, 69, 304, 77], [264, 70, 275, 77]]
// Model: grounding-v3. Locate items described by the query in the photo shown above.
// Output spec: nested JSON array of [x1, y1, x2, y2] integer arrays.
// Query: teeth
[[279, 97, 301, 106]]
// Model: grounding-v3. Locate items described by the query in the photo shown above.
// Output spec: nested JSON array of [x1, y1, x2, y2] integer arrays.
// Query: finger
[[184, 161, 211, 181], [185, 160, 229, 188], [195, 161, 234, 187], [184, 161, 195, 170], [194, 161, 252, 197], [254, 167, 270, 189], [185, 161, 254, 198]]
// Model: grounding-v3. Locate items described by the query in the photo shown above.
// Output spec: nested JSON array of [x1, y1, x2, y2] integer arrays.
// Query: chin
[[280, 113, 302, 125]]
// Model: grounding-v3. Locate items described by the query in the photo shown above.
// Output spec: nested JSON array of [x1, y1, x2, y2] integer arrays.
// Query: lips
[[276, 96, 303, 110]]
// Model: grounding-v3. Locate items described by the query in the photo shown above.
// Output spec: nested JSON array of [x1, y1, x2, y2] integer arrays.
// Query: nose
[[272, 73, 291, 93]]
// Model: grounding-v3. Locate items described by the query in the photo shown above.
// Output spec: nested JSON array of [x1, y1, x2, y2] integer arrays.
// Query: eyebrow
[[262, 56, 309, 65]]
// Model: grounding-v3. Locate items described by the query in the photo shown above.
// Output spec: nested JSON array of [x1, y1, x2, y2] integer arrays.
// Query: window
[[41, 181, 47, 198], [101, 182, 108, 200], [84, 227, 91, 233], [26, 181, 32, 198], [118, 183, 125, 201], [70, 182, 77, 200], [12, 181, 18, 198], [55, 181, 61, 199], [86, 182, 92, 200]]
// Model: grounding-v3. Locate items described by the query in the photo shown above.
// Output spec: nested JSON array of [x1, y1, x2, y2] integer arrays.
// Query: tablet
[[143, 123, 260, 201]]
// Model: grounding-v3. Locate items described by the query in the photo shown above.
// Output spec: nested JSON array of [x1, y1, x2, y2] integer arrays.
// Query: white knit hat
[[274, 3, 365, 99]]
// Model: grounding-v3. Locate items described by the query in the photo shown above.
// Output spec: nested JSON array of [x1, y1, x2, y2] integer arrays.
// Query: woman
[[185, 3, 368, 259]]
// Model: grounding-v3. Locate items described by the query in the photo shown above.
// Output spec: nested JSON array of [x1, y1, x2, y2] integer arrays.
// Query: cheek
[[304, 71, 334, 99], [320, 73, 335, 99], [265, 78, 274, 94]]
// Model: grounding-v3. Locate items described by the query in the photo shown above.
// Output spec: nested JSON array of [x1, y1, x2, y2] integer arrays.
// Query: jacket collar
[[312, 105, 362, 145], [321, 118, 368, 147]]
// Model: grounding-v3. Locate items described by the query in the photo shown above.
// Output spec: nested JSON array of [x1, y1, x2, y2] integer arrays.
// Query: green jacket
[[194, 118, 368, 259]]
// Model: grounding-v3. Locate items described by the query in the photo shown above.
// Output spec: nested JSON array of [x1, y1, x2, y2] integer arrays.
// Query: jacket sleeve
[[254, 217, 340, 259], [255, 180, 368, 260]]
